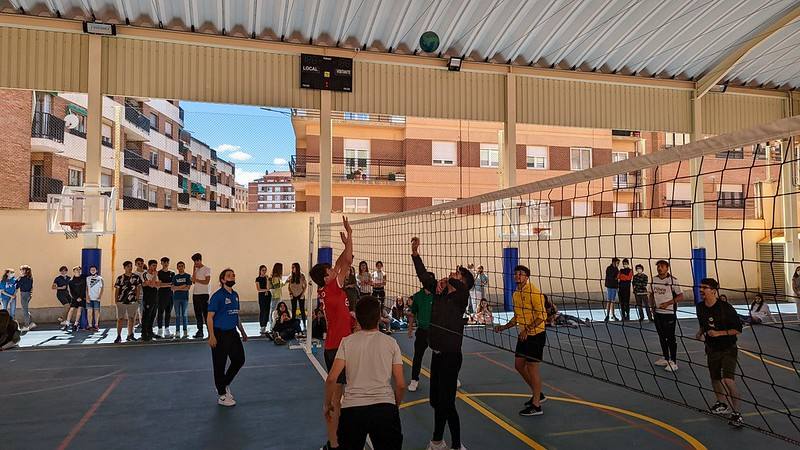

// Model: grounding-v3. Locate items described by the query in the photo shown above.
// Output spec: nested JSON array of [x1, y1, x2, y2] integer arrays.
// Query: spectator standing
[[269, 263, 286, 331], [343, 266, 359, 311], [288, 263, 308, 324], [133, 258, 146, 330], [618, 259, 633, 321], [793, 266, 800, 321], [172, 261, 193, 339], [53, 266, 71, 327], [192, 253, 212, 339], [651, 260, 684, 372], [632, 264, 652, 322], [255, 265, 271, 335], [113, 260, 141, 343], [357, 261, 372, 298], [66, 266, 85, 332], [471, 266, 489, 315], [157, 257, 175, 338], [141, 260, 161, 341], [85, 266, 103, 332], [0, 269, 16, 319], [371, 261, 387, 308], [17, 265, 35, 331], [408, 284, 433, 393], [604, 258, 620, 322]]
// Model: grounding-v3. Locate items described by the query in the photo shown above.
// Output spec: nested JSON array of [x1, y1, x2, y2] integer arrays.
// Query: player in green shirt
[[407, 281, 433, 392]]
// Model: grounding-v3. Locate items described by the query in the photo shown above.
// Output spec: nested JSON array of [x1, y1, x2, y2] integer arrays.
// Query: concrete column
[[690, 96, 706, 303], [503, 72, 517, 189], [319, 90, 332, 247], [85, 35, 102, 189], [782, 138, 798, 297]]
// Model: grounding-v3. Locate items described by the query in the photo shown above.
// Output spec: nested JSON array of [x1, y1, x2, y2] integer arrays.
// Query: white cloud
[[235, 169, 263, 185], [227, 150, 253, 161], [273, 157, 288, 165], [214, 144, 240, 153]]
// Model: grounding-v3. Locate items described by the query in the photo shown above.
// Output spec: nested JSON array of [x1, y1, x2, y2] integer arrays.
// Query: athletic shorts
[[57, 291, 71, 306], [324, 348, 347, 384], [70, 297, 86, 308], [515, 331, 546, 363], [115, 302, 138, 320], [88, 300, 101, 310], [707, 346, 738, 380], [606, 288, 618, 301]]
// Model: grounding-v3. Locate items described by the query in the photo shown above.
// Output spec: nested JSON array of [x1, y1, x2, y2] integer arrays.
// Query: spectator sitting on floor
[[273, 311, 302, 345], [545, 295, 590, 328], [311, 307, 327, 341], [390, 296, 407, 330], [379, 304, 392, 335], [472, 298, 494, 325], [272, 301, 291, 327], [739, 294, 772, 325]]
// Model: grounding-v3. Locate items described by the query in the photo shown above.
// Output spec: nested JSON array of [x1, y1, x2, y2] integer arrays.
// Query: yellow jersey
[[512, 281, 546, 335]]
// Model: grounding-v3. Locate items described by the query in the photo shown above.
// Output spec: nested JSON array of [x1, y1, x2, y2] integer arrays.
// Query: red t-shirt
[[320, 277, 352, 350]]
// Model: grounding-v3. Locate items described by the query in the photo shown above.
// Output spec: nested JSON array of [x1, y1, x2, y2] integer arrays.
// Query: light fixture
[[83, 21, 116, 36], [709, 83, 728, 93], [448, 57, 463, 72]]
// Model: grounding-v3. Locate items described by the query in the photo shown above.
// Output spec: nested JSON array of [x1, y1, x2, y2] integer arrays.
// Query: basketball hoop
[[59, 221, 85, 239], [532, 227, 551, 239]]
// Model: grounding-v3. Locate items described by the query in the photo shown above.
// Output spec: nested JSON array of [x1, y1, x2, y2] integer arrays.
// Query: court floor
[[1, 319, 798, 449]]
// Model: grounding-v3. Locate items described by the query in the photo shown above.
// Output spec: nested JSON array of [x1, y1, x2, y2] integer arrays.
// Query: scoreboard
[[300, 54, 353, 92]]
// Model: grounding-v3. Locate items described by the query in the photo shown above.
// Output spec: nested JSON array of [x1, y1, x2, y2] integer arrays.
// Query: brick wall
[[516, 144, 527, 169], [0, 90, 33, 208], [371, 139, 403, 160], [406, 139, 431, 165], [592, 148, 613, 168], [550, 146, 570, 171], [460, 141, 480, 168]]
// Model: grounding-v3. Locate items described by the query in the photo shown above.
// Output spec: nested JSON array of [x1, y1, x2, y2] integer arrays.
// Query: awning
[[67, 104, 87, 116]]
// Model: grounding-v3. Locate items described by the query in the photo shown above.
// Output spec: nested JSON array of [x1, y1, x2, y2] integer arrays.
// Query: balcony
[[612, 171, 642, 189], [125, 106, 150, 133], [101, 136, 113, 148], [291, 109, 406, 125], [31, 112, 65, 152], [179, 160, 191, 175], [178, 192, 190, 205], [124, 150, 150, 175], [210, 201, 217, 211], [211, 175, 217, 186], [68, 128, 86, 139], [123, 196, 149, 210], [29, 176, 63, 202], [179, 141, 189, 157], [290, 155, 406, 182]]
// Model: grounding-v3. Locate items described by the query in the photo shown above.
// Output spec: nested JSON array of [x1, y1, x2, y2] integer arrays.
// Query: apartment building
[[180, 134, 236, 212], [248, 171, 296, 212], [0, 89, 237, 212], [290, 110, 784, 221], [234, 183, 248, 212]]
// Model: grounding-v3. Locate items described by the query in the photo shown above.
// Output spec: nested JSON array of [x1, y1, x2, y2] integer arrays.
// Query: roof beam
[[334, 0, 353, 44], [361, 0, 383, 50], [609, 0, 691, 73], [696, 3, 800, 97], [387, 0, 413, 51], [482, 0, 531, 61], [728, 22, 800, 82], [413, 0, 448, 54], [675, 3, 754, 77], [505, 0, 560, 63], [437, 0, 470, 56], [461, 0, 502, 59], [219, 0, 227, 33], [306, 0, 322, 44]]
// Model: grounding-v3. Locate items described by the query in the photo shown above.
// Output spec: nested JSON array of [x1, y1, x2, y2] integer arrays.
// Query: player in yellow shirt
[[493, 264, 547, 416]]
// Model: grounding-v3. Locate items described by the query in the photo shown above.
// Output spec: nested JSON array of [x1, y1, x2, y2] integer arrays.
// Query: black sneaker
[[153, 334, 162, 340], [525, 393, 547, 407], [113, 336, 122, 344], [127, 335, 138, 342], [321, 442, 340, 450], [710, 401, 731, 415], [193, 331, 204, 339], [519, 405, 543, 416], [728, 412, 744, 428]]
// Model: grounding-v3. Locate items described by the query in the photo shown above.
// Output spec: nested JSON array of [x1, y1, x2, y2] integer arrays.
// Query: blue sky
[[180, 101, 295, 185]]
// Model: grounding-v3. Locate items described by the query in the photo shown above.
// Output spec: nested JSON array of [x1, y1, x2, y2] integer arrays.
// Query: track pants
[[142, 294, 158, 338], [211, 328, 245, 396], [654, 313, 677, 362], [291, 295, 307, 323], [193, 294, 209, 333], [430, 351, 462, 448], [338, 403, 402, 450], [634, 293, 652, 320], [618, 285, 631, 320], [258, 293, 272, 328], [411, 327, 429, 381], [157, 291, 173, 329]]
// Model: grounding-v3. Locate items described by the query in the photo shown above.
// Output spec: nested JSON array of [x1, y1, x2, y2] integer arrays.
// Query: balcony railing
[[68, 128, 86, 139], [31, 112, 65, 143], [179, 160, 191, 175], [124, 150, 150, 175], [101, 136, 112, 148], [666, 200, 692, 208], [29, 176, 63, 202], [179, 141, 189, 156], [211, 175, 217, 186], [178, 192, 190, 205], [291, 109, 406, 125], [125, 106, 150, 133], [210, 201, 217, 211], [612, 171, 642, 189], [290, 155, 406, 181], [123, 196, 149, 210]]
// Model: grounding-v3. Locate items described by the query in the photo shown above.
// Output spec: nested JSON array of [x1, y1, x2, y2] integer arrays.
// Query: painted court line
[[0, 368, 124, 398], [739, 349, 799, 373], [400, 354, 545, 450], [56, 373, 125, 450]]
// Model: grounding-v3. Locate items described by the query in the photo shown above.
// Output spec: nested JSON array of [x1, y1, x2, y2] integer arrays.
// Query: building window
[[164, 157, 173, 173], [344, 139, 370, 178], [267, 195, 273, 201], [432, 198, 456, 214], [68, 168, 83, 187], [526, 146, 547, 169], [191, 156, 197, 168], [665, 133, 690, 148], [165, 121, 173, 138], [572, 200, 592, 217], [614, 202, 630, 217], [149, 113, 158, 130], [101, 124, 112, 147], [165, 192, 172, 208], [148, 188, 157, 205], [150, 151, 159, 168], [612, 152, 629, 187], [343, 197, 370, 213], [432, 141, 457, 166], [665, 182, 692, 207], [344, 112, 369, 121], [101, 173, 112, 187], [716, 147, 744, 159], [718, 184, 745, 209], [570, 147, 592, 171], [479, 144, 499, 168]]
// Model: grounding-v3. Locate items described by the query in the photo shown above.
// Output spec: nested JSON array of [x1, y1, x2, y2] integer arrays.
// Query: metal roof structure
[[3, 0, 800, 90]]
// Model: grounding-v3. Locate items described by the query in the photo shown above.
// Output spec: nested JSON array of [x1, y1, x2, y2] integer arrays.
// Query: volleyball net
[[320, 116, 800, 444]]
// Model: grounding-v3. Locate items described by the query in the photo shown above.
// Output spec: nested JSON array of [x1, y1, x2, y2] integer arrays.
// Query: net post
[[690, 97, 706, 304], [502, 247, 518, 312]]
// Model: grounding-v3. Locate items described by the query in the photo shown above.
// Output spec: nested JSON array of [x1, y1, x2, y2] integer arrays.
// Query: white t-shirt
[[87, 275, 104, 301], [371, 270, 385, 289], [193, 265, 212, 295], [134, 270, 145, 300], [650, 275, 682, 315], [336, 330, 401, 409], [750, 302, 772, 322]]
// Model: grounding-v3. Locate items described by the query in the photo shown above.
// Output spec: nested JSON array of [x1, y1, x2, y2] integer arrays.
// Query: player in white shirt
[[650, 260, 684, 372], [191, 253, 212, 339], [86, 266, 105, 332], [371, 261, 387, 309]]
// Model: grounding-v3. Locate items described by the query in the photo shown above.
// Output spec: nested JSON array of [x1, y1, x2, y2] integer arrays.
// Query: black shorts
[[70, 297, 86, 308], [372, 288, 385, 300], [707, 346, 738, 380], [57, 291, 71, 306], [324, 348, 347, 384], [515, 331, 546, 362]]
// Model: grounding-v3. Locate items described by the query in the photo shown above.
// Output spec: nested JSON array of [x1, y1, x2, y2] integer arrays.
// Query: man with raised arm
[[411, 237, 473, 450], [310, 217, 355, 450]]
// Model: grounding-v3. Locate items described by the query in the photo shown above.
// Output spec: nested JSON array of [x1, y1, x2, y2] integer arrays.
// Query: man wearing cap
[[695, 277, 743, 428], [650, 260, 684, 372]]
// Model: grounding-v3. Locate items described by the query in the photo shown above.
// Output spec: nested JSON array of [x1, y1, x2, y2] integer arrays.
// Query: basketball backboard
[[47, 186, 117, 238]]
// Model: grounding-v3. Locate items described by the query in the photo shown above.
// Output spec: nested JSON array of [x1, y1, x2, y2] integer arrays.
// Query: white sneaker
[[19, 326, 29, 332], [61, 320, 69, 326], [28, 322, 37, 331], [164, 329, 173, 338], [226, 385, 234, 399], [654, 358, 669, 367], [217, 393, 236, 406], [664, 361, 679, 372], [457, 379, 462, 388], [408, 380, 419, 392], [158, 328, 163, 336], [260, 326, 266, 335], [427, 441, 448, 450]]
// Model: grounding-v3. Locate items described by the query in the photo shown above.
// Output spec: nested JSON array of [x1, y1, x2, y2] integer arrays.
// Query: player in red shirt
[[310, 216, 355, 450]]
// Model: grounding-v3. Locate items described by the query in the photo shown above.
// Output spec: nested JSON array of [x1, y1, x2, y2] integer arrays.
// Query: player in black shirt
[[695, 278, 743, 428], [157, 257, 176, 338], [141, 260, 160, 341]]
